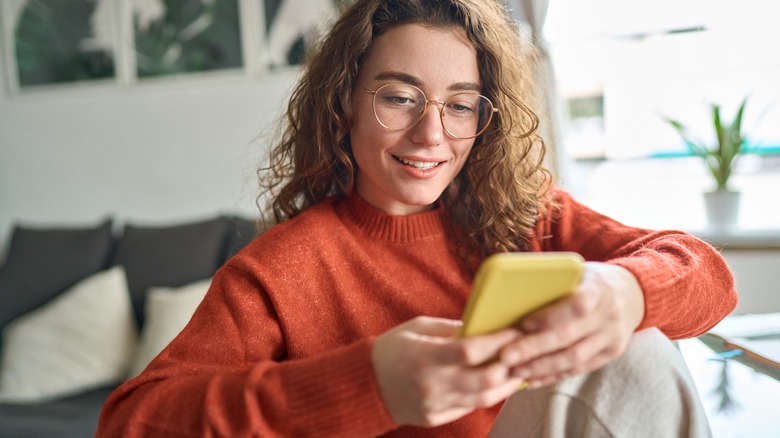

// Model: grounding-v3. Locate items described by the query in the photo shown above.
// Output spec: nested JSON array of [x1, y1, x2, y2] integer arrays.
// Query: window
[[263, 0, 342, 68], [132, 0, 243, 78], [545, 0, 780, 160], [544, 0, 780, 232], [0, 0, 341, 92], [8, 0, 117, 87]]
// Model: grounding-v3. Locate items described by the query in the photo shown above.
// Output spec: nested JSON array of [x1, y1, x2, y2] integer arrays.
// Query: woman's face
[[350, 23, 480, 215]]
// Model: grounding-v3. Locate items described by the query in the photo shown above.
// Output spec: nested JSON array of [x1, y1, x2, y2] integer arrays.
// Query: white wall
[[2, 58, 778, 316], [0, 67, 298, 255]]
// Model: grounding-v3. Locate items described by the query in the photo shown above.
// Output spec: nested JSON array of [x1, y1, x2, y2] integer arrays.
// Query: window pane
[[546, 0, 780, 160], [12, 0, 115, 87], [263, 0, 340, 68], [133, 0, 242, 78]]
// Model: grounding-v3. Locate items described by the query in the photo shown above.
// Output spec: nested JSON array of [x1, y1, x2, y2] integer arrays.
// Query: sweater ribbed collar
[[338, 190, 449, 243]]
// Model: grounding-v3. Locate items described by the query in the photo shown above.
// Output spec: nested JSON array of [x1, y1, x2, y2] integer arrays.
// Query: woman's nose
[[409, 101, 445, 147]]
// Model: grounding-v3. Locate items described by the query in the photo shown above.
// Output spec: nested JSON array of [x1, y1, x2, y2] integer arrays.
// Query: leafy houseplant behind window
[[14, 0, 115, 87], [665, 99, 749, 229], [134, 0, 242, 78]]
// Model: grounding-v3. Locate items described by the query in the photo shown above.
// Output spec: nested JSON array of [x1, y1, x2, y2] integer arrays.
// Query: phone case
[[460, 252, 584, 337]]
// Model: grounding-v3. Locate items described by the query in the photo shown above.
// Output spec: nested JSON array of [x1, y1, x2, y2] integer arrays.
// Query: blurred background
[[0, 0, 778, 306], [0, 2, 778, 436]]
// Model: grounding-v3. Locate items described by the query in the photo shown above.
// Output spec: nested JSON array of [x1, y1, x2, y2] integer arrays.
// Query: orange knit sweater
[[97, 189, 737, 437]]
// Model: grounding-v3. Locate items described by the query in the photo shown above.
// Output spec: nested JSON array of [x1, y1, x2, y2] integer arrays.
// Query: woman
[[98, 0, 736, 436]]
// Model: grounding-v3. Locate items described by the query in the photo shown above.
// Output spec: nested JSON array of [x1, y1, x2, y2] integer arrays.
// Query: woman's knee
[[490, 328, 712, 437], [614, 327, 695, 392]]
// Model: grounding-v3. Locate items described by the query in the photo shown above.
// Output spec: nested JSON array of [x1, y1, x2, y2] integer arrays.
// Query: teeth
[[397, 157, 440, 170]]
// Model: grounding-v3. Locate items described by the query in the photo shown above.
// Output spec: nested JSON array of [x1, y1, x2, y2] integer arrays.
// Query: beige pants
[[489, 328, 711, 438]]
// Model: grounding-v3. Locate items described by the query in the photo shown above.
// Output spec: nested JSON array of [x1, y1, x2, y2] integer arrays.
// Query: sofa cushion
[[128, 278, 211, 377], [0, 384, 116, 438], [0, 219, 113, 331], [223, 215, 258, 262], [0, 385, 116, 438], [0, 266, 137, 403], [112, 217, 227, 326]]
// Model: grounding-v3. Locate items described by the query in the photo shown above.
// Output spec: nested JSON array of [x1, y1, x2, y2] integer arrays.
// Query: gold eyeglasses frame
[[363, 83, 498, 139]]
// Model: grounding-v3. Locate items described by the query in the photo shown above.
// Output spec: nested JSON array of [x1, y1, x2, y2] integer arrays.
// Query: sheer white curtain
[[505, 0, 566, 179]]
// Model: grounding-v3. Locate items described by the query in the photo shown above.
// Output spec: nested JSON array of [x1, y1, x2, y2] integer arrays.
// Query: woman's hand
[[499, 262, 645, 388], [371, 316, 524, 428]]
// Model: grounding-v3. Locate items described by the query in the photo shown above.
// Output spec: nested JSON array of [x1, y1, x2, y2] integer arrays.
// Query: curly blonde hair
[[260, 0, 553, 261]]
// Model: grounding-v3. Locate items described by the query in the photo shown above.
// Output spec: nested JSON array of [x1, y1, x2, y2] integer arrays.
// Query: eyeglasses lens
[[372, 84, 493, 139]]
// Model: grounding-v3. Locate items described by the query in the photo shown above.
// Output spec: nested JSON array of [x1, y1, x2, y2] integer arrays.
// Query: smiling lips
[[393, 155, 444, 171]]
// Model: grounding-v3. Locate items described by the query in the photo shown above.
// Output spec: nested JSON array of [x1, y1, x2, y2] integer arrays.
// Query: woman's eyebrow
[[449, 82, 481, 92], [374, 71, 422, 86], [373, 71, 481, 92]]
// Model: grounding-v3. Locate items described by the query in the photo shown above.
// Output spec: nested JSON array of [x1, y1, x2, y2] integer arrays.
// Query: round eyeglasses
[[363, 83, 498, 139]]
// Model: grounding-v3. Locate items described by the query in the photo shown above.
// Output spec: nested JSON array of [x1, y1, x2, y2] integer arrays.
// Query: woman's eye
[[447, 102, 476, 114], [382, 95, 415, 106]]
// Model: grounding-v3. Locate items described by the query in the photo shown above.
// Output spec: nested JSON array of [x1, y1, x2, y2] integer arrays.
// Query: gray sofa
[[0, 215, 257, 438]]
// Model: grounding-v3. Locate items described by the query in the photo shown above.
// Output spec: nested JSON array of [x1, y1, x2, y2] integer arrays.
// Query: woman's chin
[[391, 192, 444, 214]]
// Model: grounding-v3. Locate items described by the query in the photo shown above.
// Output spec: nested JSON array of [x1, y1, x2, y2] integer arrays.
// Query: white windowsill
[[562, 156, 780, 249], [692, 229, 780, 250]]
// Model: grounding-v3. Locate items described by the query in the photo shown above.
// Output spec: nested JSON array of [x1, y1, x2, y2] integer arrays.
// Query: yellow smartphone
[[459, 252, 584, 338]]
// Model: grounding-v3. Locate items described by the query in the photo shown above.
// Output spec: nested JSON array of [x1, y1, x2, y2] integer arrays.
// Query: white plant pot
[[703, 190, 741, 230]]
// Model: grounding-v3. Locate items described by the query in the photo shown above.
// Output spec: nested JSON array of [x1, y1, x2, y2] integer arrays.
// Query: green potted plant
[[664, 99, 749, 229]]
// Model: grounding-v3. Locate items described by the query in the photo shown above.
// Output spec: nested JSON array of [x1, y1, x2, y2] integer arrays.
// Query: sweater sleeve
[[536, 189, 737, 340], [96, 265, 397, 437]]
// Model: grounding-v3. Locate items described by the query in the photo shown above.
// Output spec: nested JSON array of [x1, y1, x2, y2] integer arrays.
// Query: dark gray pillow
[[112, 217, 228, 326], [0, 219, 113, 330], [223, 216, 259, 263]]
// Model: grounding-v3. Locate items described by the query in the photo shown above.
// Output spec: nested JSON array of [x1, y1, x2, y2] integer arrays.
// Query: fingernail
[[526, 380, 543, 390]]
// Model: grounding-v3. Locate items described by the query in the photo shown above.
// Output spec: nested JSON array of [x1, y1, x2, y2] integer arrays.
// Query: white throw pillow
[[0, 266, 137, 403], [128, 279, 210, 377]]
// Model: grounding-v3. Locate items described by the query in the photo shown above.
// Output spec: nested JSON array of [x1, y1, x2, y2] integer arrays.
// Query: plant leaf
[[665, 118, 709, 158], [712, 104, 726, 157], [663, 98, 750, 191]]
